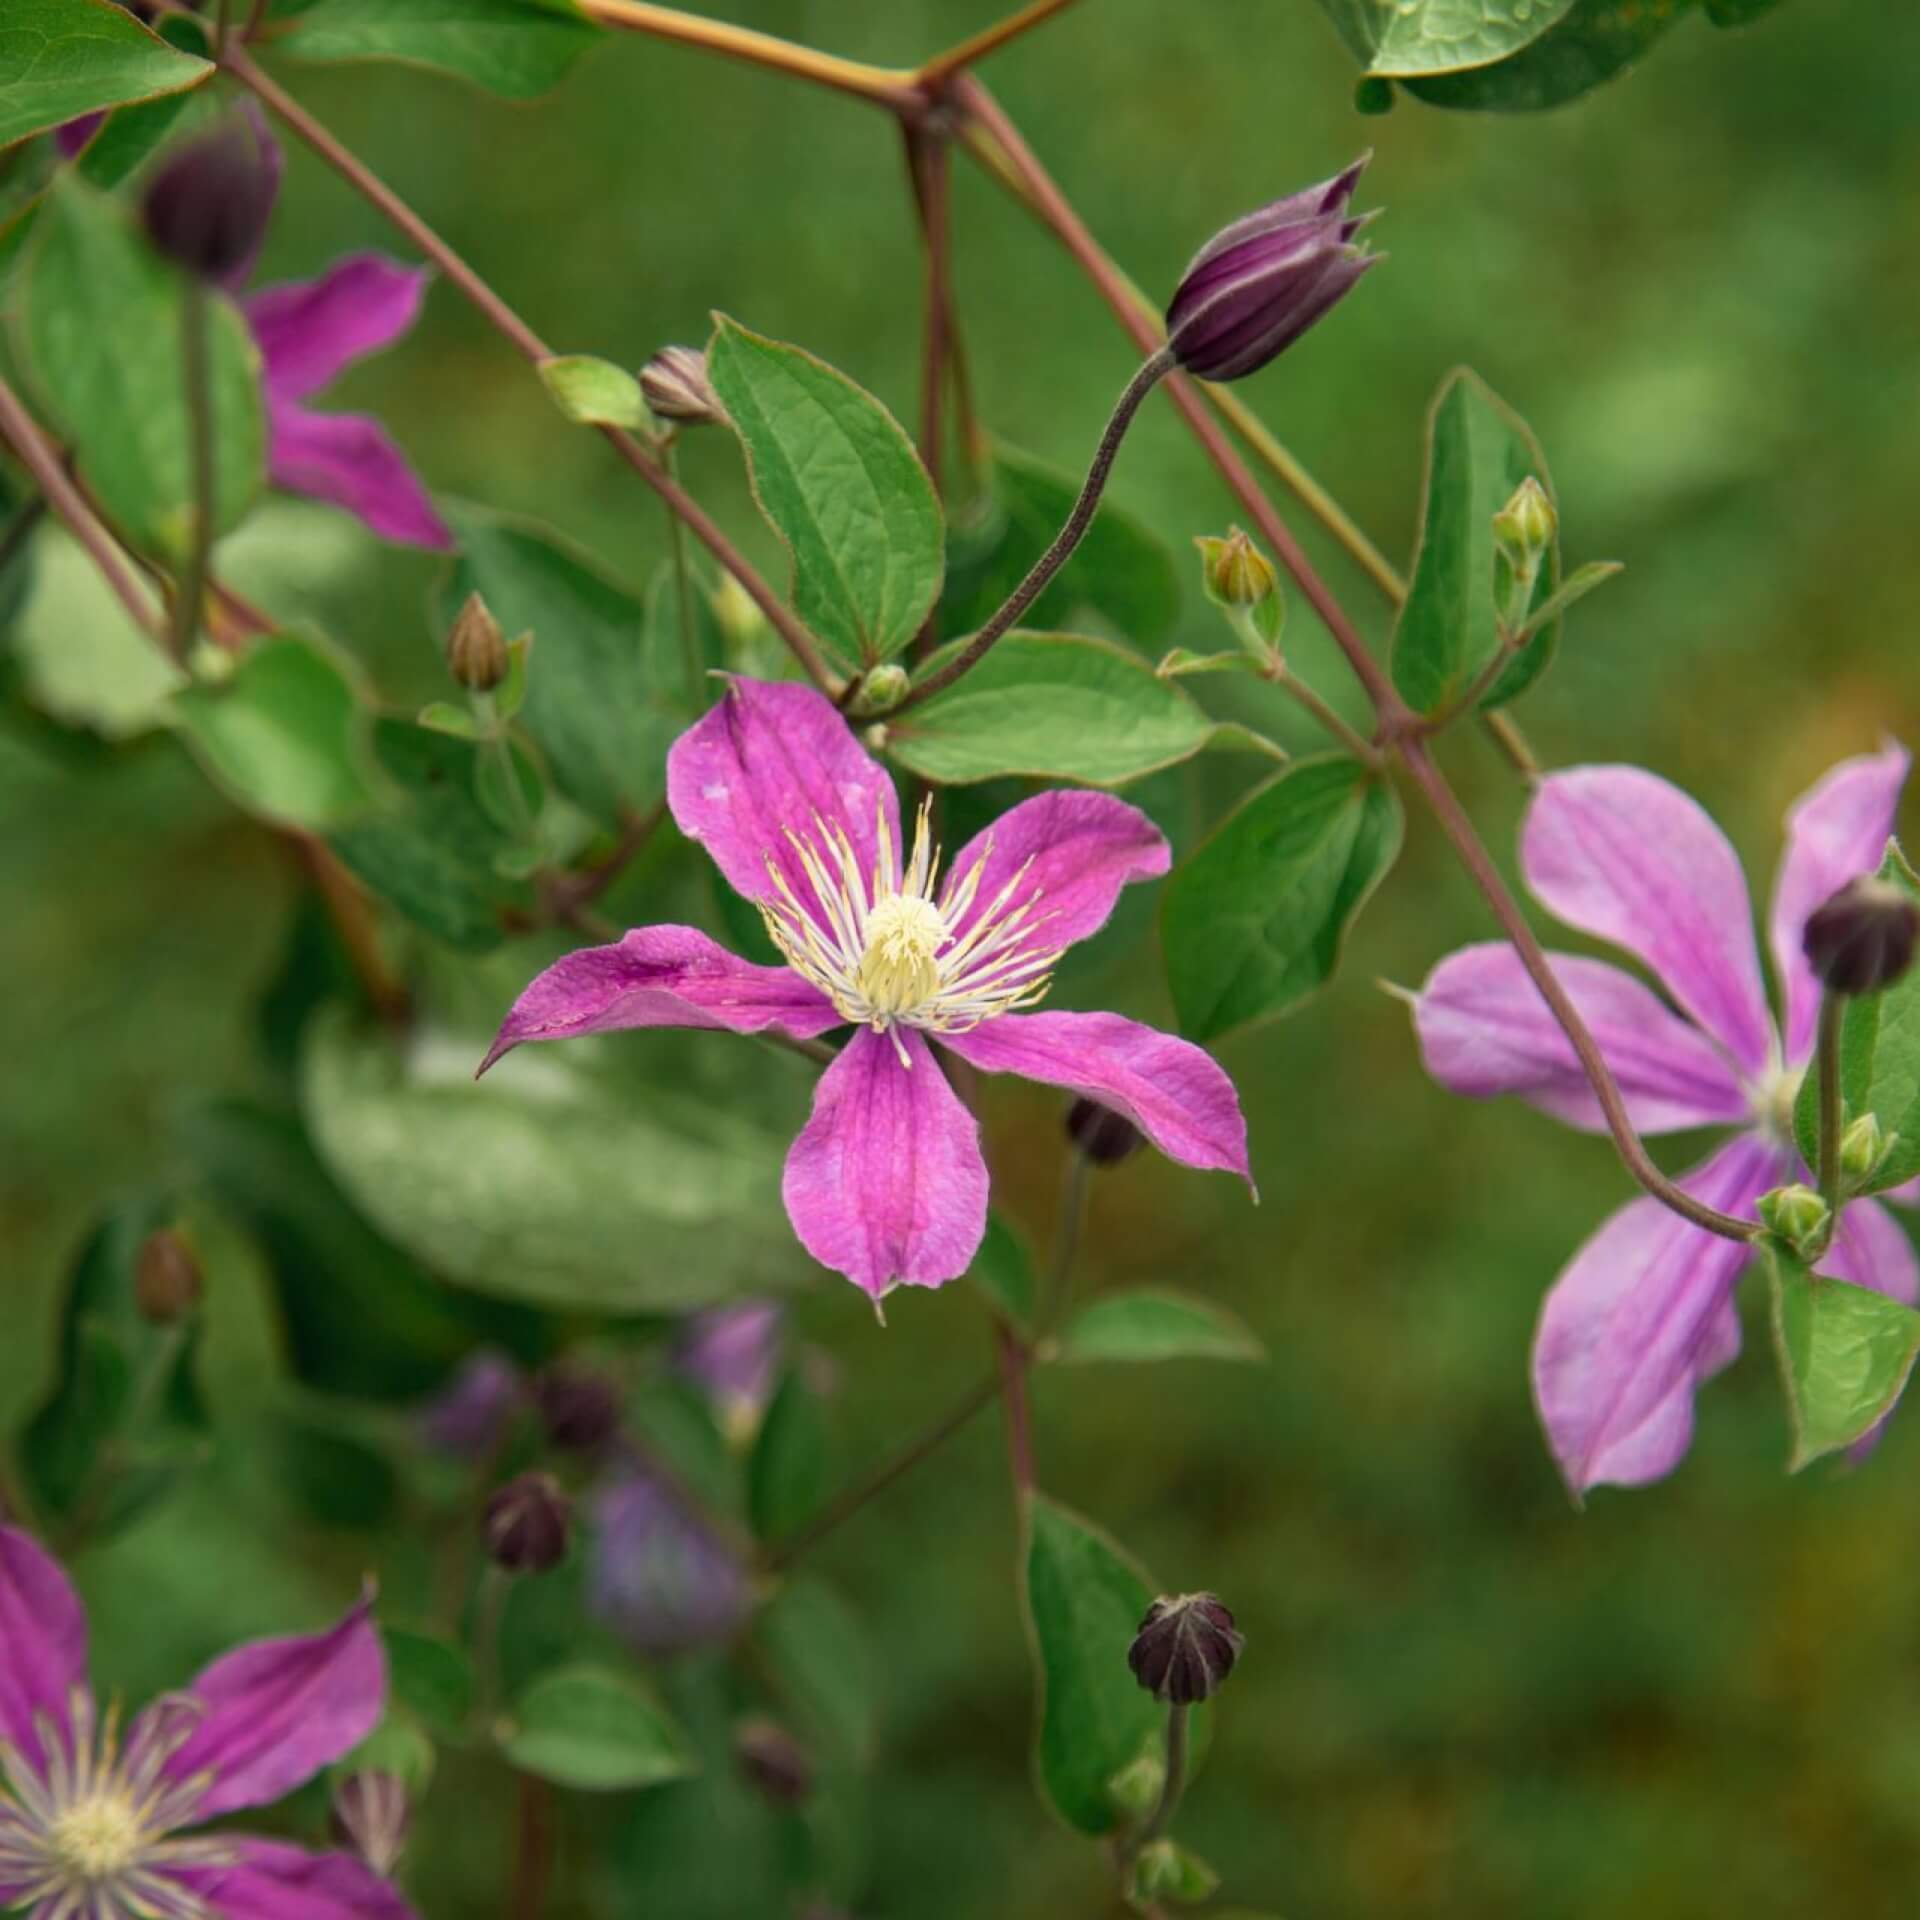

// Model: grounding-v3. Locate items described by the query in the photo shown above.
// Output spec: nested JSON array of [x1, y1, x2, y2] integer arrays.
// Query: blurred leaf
[[20, 173, 264, 562], [502, 1664, 697, 1791], [1155, 647, 1262, 680], [1162, 754, 1404, 1043], [1314, 0, 1576, 73], [942, 442, 1179, 647], [72, 86, 199, 189], [538, 353, 647, 429], [417, 699, 479, 740], [749, 1367, 832, 1544], [275, 0, 602, 99], [18, 1197, 209, 1540], [1022, 1493, 1162, 1835], [169, 635, 380, 829], [889, 632, 1213, 787], [1793, 846, 1920, 1194], [644, 558, 723, 696], [300, 1007, 803, 1313], [628, 1374, 742, 1515], [438, 501, 676, 827], [1390, 369, 1558, 716], [756, 1576, 877, 1769], [0, 0, 211, 147], [339, 1711, 437, 1791], [1402, 0, 1700, 109], [1767, 1242, 1920, 1470], [1053, 1289, 1265, 1367], [385, 1628, 475, 1737], [270, 1411, 399, 1528], [968, 1210, 1038, 1335], [1130, 1838, 1221, 1905], [707, 315, 942, 671]]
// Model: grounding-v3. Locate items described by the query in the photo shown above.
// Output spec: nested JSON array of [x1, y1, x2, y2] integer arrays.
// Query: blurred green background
[[6, 1, 1920, 1914]]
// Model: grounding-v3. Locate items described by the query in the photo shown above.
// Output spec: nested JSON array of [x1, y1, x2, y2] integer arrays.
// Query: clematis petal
[[668, 677, 901, 921], [938, 790, 1169, 967], [171, 1840, 416, 1920], [1413, 944, 1749, 1135], [1533, 1134, 1780, 1496], [781, 1026, 987, 1299], [0, 1527, 87, 1770], [586, 1475, 752, 1658], [155, 1593, 384, 1818], [245, 256, 432, 401], [266, 396, 453, 550], [479, 926, 841, 1074], [1768, 745, 1910, 1067], [1523, 766, 1774, 1076], [939, 1010, 1251, 1183]]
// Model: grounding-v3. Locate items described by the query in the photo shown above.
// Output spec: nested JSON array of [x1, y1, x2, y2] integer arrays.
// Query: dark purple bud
[[484, 1471, 572, 1574], [1166, 157, 1380, 383], [134, 1229, 203, 1326], [587, 1476, 751, 1657], [532, 1364, 622, 1456], [1804, 876, 1919, 997], [674, 1303, 783, 1435], [1127, 1592, 1244, 1705], [330, 1770, 411, 1876], [1066, 1097, 1144, 1168], [640, 345, 724, 427], [141, 114, 279, 285], [417, 1351, 524, 1462], [733, 1717, 814, 1807]]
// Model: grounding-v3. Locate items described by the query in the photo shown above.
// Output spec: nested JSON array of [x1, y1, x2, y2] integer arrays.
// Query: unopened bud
[[1130, 1839, 1221, 1905], [1196, 528, 1279, 611], [1803, 876, 1920, 997], [848, 663, 909, 717], [330, 1770, 410, 1877], [1841, 1114, 1897, 1185], [640, 346, 724, 427], [142, 116, 278, 284], [1492, 476, 1556, 571], [1106, 1748, 1165, 1820], [734, 1717, 813, 1807], [532, 1365, 621, 1456], [484, 1471, 572, 1574], [1066, 1097, 1144, 1168], [134, 1229, 202, 1326], [445, 592, 508, 693], [1127, 1592, 1243, 1705], [1759, 1183, 1831, 1255]]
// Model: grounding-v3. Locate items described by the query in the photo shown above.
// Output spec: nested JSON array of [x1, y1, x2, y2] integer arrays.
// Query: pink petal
[[245, 256, 432, 402], [1768, 745, 1910, 1067], [267, 397, 453, 550], [939, 1010, 1251, 1183], [781, 1026, 987, 1299], [55, 114, 104, 158], [480, 926, 840, 1074], [171, 1840, 415, 1920], [938, 790, 1169, 969], [1523, 766, 1773, 1076], [0, 1527, 87, 1772], [1533, 1133, 1780, 1496], [667, 677, 900, 920], [155, 1593, 384, 1819], [1413, 944, 1749, 1135]]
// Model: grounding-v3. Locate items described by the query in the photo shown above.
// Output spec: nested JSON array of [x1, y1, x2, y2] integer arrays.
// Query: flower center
[[1752, 1065, 1804, 1147], [50, 1792, 144, 1882], [856, 893, 948, 1016]]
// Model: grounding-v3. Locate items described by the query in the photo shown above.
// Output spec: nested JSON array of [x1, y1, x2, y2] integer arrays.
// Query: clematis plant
[[481, 677, 1252, 1300], [1412, 747, 1915, 1494], [0, 1527, 409, 1920]]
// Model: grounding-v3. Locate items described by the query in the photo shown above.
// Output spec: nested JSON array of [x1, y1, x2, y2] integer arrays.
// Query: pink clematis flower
[[0, 1526, 411, 1920], [481, 678, 1251, 1301], [1411, 747, 1916, 1495]]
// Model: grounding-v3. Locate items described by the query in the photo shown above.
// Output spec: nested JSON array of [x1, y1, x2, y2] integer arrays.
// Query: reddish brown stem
[[918, 0, 1086, 84], [993, 1321, 1036, 1493]]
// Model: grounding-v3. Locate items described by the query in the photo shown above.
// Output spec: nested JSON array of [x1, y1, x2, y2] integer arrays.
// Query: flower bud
[[142, 115, 278, 284], [445, 591, 509, 693], [329, 1770, 410, 1877], [1492, 476, 1556, 573], [733, 1717, 814, 1807], [674, 1303, 783, 1441], [532, 1364, 622, 1455], [848, 663, 910, 717], [484, 1471, 572, 1574], [1066, 1097, 1144, 1168], [1803, 876, 1920, 997], [587, 1476, 750, 1656], [417, 1351, 524, 1462], [134, 1229, 202, 1326], [1165, 158, 1379, 383], [640, 346, 724, 427], [1196, 528, 1279, 611], [1130, 1839, 1221, 1905], [1841, 1114, 1897, 1185], [1127, 1592, 1244, 1705], [1758, 1183, 1831, 1255]]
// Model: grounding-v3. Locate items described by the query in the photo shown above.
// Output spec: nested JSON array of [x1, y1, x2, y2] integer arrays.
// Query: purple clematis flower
[[1411, 747, 1917, 1496], [587, 1476, 751, 1659], [0, 1526, 411, 1920], [482, 678, 1251, 1301], [673, 1304, 783, 1439]]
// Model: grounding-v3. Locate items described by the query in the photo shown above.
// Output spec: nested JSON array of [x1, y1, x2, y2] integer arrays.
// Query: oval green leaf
[[748, 1367, 833, 1545], [0, 0, 211, 148], [502, 1665, 696, 1791], [1314, 0, 1578, 75], [538, 353, 648, 430], [276, 0, 603, 100], [1054, 1288, 1266, 1367], [1403, 0, 1699, 110]]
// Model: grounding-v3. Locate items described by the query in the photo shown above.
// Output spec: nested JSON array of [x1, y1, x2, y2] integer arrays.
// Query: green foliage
[[755, 1576, 879, 1770], [1315, 0, 1577, 75], [706, 315, 943, 671], [968, 1210, 1039, 1335], [272, 0, 603, 99], [1130, 1838, 1222, 1905], [0, 0, 210, 148], [270, 1411, 399, 1528], [1162, 754, 1404, 1043], [1402, 0, 1698, 108], [537, 353, 648, 430], [1053, 1288, 1266, 1367], [749, 1366, 833, 1544], [385, 1628, 476, 1737], [502, 1664, 697, 1790]]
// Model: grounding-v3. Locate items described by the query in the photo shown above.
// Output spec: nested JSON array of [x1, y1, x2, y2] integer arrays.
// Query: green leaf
[[1155, 647, 1262, 680], [1767, 1241, 1920, 1470], [0, 0, 211, 148], [1053, 1288, 1265, 1367], [1792, 845, 1920, 1194], [1511, 558, 1622, 645], [169, 635, 380, 829], [748, 1367, 832, 1545], [1022, 1493, 1163, 1835], [1315, 0, 1577, 74], [275, 0, 602, 100], [1401, 0, 1700, 110], [969, 1210, 1038, 1335], [706, 314, 942, 670], [299, 1005, 803, 1313], [1390, 369, 1558, 716], [385, 1629, 475, 1737], [270, 1412, 399, 1529], [20, 172, 264, 562], [538, 353, 648, 430], [1162, 754, 1404, 1043], [888, 632, 1213, 787], [941, 441, 1179, 647], [754, 1575, 878, 1769], [438, 502, 679, 827], [502, 1665, 696, 1791]]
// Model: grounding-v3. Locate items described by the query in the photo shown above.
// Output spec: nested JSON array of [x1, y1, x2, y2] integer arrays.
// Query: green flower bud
[[1840, 1114, 1896, 1184], [135, 1229, 203, 1326], [1492, 476, 1556, 572], [849, 663, 909, 716], [1195, 528, 1279, 611], [1129, 1841, 1221, 1906], [1106, 1748, 1165, 1821], [1758, 1183, 1831, 1254], [446, 591, 508, 693]]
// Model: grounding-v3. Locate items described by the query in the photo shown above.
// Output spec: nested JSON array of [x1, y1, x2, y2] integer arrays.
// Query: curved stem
[[1815, 991, 1844, 1214], [918, 0, 1086, 85], [1269, 666, 1380, 766], [994, 1320, 1036, 1492], [1137, 1704, 1189, 1850]]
